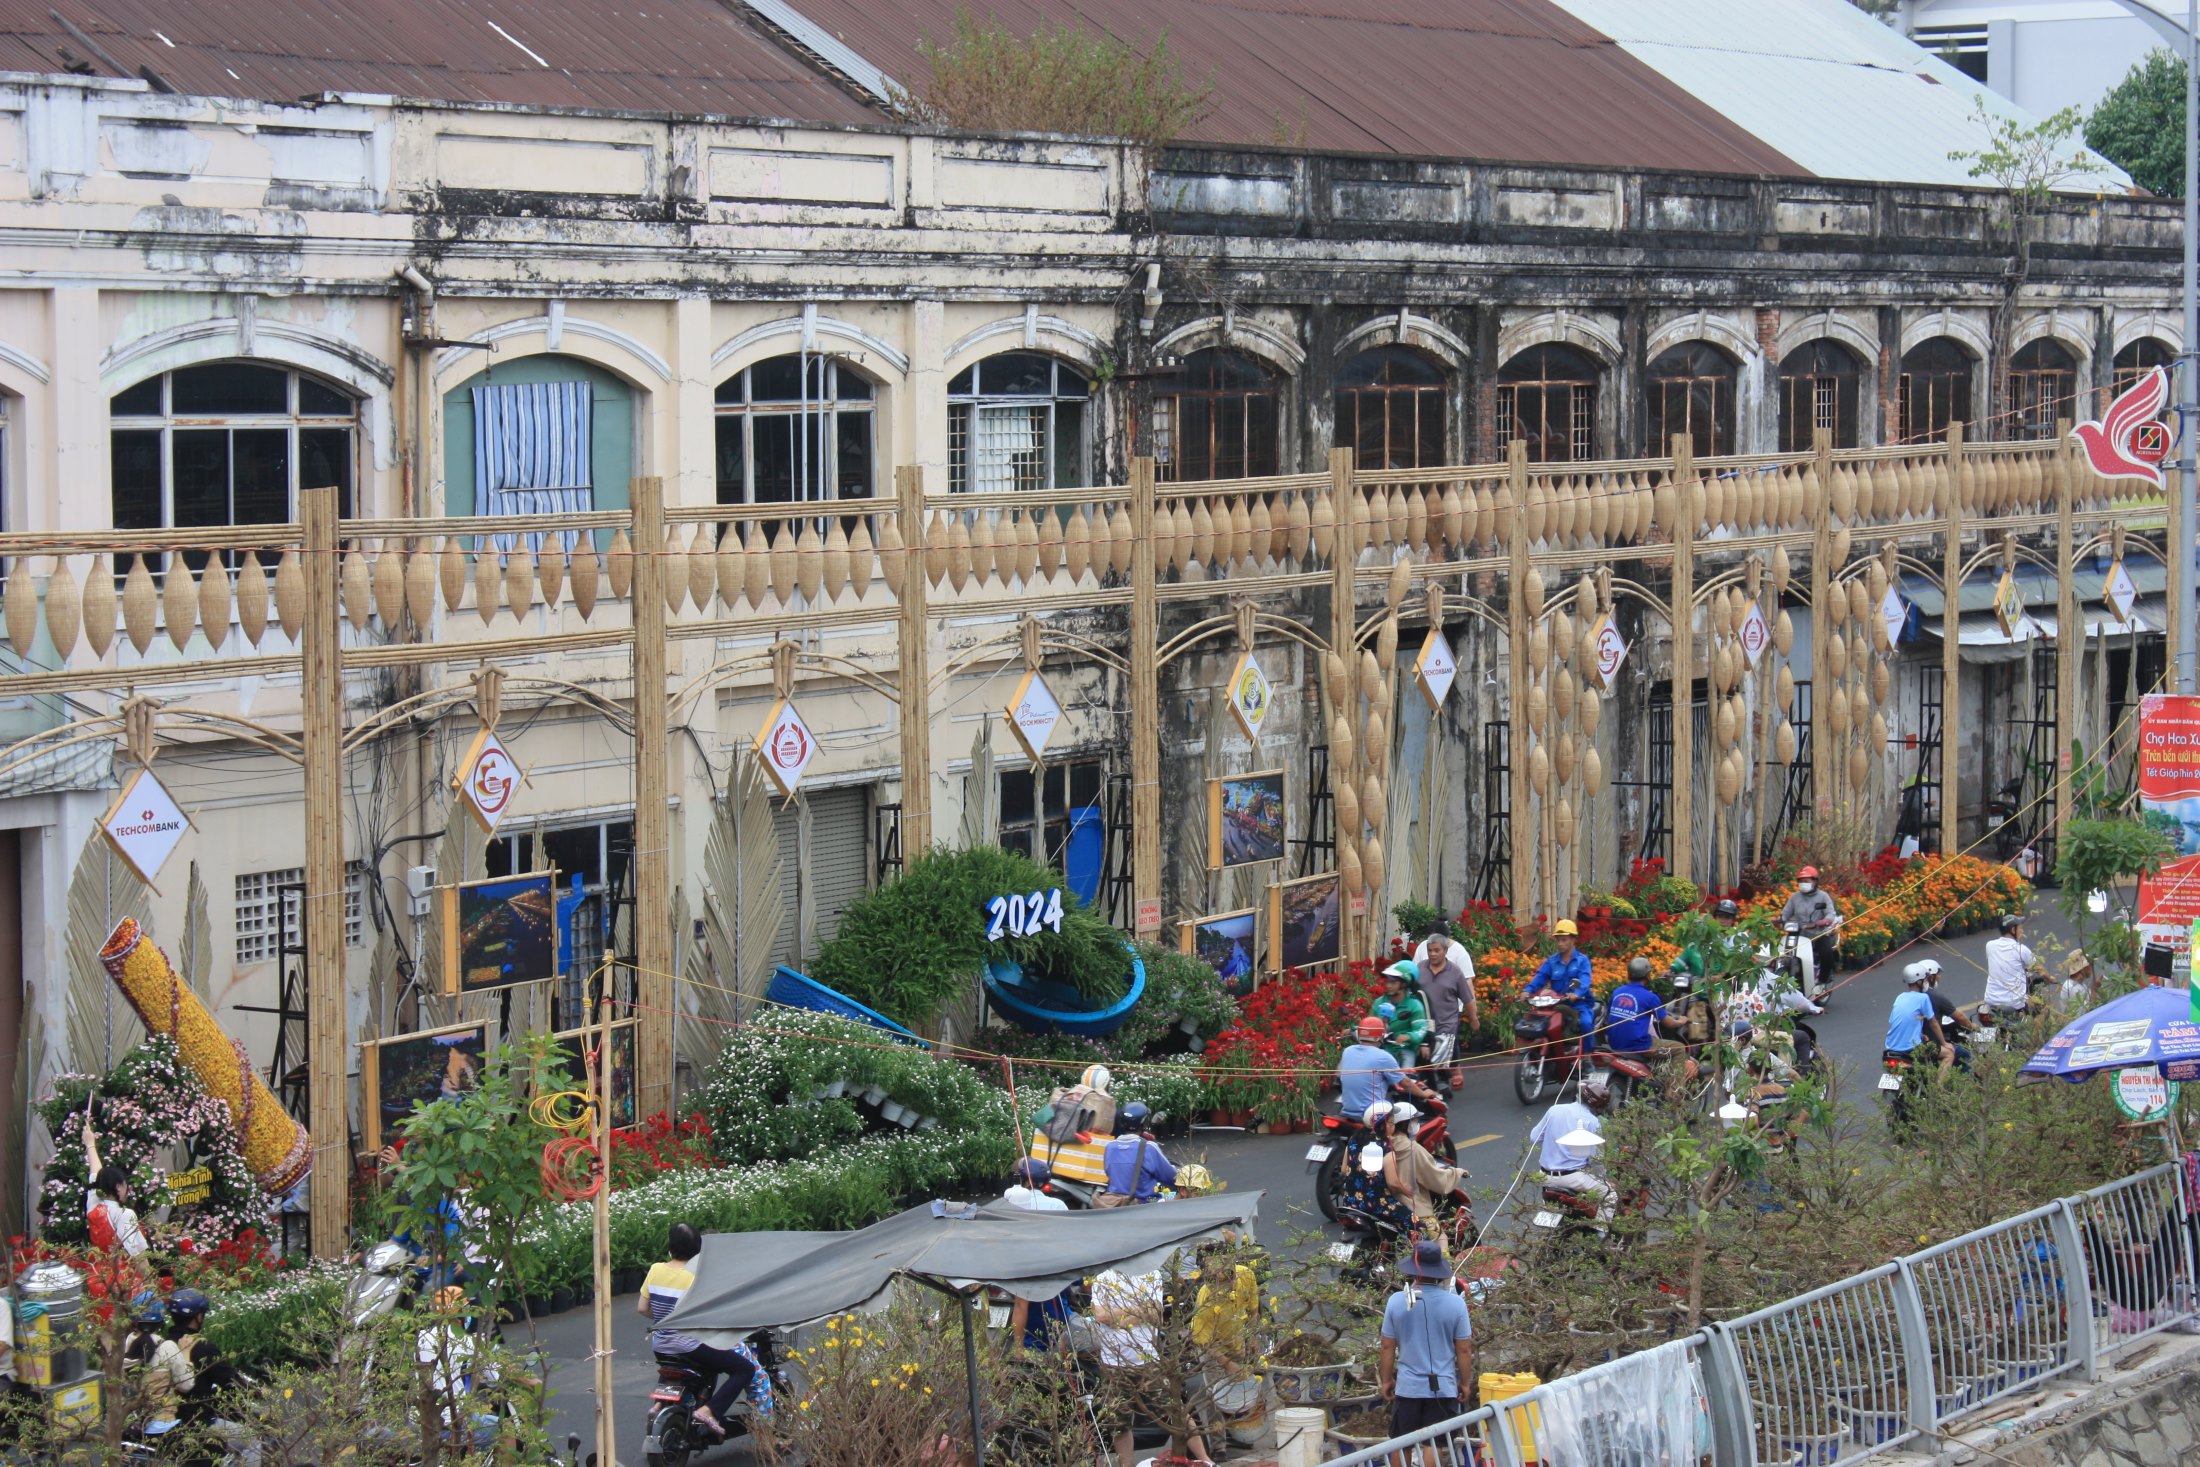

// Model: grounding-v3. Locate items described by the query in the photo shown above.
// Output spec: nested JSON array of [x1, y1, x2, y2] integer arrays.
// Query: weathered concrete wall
[[1938, 1336, 2200, 1467]]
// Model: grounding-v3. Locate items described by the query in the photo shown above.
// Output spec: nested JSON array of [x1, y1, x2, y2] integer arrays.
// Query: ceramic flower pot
[[863, 1084, 889, 1106], [1262, 1358, 1353, 1406], [880, 1099, 907, 1124]]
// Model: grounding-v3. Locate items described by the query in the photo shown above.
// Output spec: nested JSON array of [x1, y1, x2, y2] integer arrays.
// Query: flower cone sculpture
[[100, 918, 311, 1194]]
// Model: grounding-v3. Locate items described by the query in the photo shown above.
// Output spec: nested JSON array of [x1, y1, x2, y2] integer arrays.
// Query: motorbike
[[1512, 994, 1653, 1106], [644, 1329, 793, 1467], [1774, 921, 1832, 1006], [1310, 1093, 1456, 1223], [1877, 1049, 1918, 1134]]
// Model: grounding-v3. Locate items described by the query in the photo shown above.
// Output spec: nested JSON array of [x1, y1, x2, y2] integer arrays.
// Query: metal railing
[[1333, 1163, 2194, 1466]]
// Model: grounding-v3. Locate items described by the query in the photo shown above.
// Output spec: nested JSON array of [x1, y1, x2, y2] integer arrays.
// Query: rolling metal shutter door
[[807, 785, 872, 946], [766, 785, 871, 968]]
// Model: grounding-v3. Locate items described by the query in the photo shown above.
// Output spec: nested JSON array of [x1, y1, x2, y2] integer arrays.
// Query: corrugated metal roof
[[0, 0, 882, 121], [1549, 0, 2134, 189], [773, 0, 1803, 172]]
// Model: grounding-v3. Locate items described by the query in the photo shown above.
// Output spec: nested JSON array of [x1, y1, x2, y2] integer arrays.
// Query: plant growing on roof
[[808, 845, 1132, 1027]]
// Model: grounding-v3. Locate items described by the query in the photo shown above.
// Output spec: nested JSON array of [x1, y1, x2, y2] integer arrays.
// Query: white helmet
[[1362, 1100, 1395, 1128], [1903, 960, 1937, 986], [1754, 944, 1774, 966], [1389, 1101, 1420, 1127], [1080, 1064, 1113, 1094]]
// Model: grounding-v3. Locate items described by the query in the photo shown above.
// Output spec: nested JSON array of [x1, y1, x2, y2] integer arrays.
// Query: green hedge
[[808, 846, 1131, 1025]]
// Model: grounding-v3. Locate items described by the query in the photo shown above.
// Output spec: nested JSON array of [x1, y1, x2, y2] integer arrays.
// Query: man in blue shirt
[[1525, 919, 1597, 1047], [1885, 965, 1947, 1071], [1380, 1238, 1474, 1452], [1528, 1082, 1613, 1221], [1339, 1016, 1438, 1116], [1098, 1103, 1177, 1204]]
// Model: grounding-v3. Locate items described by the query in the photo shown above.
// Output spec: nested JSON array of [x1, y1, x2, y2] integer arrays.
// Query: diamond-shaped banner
[[100, 767, 191, 885], [1880, 589, 1908, 649], [1414, 629, 1458, 709], [755, 699, 818, 798], [2107, 560, 2137, 622], [1737, 603, 1770, 669], [1005, 670, 1063, 763], [455, 730, 521, 833], [1226, 650, 1275, 740]]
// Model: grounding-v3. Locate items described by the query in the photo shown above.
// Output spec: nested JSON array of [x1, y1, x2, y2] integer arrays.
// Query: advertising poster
[[2136, 694, 2200, 979]]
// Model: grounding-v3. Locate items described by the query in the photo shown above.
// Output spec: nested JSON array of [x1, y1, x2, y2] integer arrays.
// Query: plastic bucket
[[1276, 1406, 1327, 1467], [1479, 1372, 1542, 1462]]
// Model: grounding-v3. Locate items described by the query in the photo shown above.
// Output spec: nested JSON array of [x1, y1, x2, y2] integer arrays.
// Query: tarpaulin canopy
[[2021, 986, 2200, 1082], [662, 1192, 1263, 1338]]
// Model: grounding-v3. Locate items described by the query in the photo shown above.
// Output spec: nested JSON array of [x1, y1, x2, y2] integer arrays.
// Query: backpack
[[1037, 1084, 1113, 1145]]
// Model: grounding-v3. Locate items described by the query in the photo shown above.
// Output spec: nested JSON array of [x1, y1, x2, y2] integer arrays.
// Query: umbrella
[[2020, 985, 2200, 1082], [661, 1192, 1262, 1467]]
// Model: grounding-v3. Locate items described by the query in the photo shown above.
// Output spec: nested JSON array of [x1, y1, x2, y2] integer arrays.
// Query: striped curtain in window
[[472, 380, 593, 549]]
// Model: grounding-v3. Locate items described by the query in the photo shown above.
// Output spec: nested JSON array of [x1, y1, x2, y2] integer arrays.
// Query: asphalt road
[[529, 893, 2071, 1461]]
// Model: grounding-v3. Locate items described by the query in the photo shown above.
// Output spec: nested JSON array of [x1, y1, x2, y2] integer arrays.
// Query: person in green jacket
[[1379, 960, 1432, 1067], [1678, 899, 1751, 981]]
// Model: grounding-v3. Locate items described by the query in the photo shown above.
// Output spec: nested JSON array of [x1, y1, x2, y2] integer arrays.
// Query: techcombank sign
[[99, 767, 191, 884]]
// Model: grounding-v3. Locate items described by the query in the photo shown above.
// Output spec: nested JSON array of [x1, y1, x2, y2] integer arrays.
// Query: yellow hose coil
[[100, 918, 312, 1194]]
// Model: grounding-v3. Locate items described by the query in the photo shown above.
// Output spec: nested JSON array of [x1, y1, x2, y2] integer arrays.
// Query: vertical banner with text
[[2136, 694, 2200, 982]]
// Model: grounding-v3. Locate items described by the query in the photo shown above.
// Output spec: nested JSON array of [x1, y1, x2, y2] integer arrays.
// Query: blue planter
[[766, 966, 923, 1045], [983, 945, 1146, 1038]]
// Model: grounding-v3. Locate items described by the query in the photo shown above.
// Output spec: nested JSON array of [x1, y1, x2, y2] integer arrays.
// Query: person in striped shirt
[[637, 1223, 771, 1439]]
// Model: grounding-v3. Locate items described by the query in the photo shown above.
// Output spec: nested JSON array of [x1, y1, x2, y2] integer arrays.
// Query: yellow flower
[[799, 1401, 811, 1413], [827, 1319, 840, 1330], [282, 1389, 294, 1400], [2003, 1122, 2014, 1131], [869, 1378, 881, 1388], [824, 1340, 838, 1350], [923, 1387, 933, 1396], [902, 1363, 917, 1374]]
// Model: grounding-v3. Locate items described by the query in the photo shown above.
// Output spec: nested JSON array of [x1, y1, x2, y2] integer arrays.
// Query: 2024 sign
[[985, 888, 1065, 940]]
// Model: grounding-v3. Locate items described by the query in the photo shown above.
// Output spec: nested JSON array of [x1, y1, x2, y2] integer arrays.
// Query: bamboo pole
[[1507, 442, 1534, 912], [301, 488, 347, 1258], [631, 476, 674, 1115], [1812, 429, 1836, 829], [592, 958, 617, 1467], [1330, 448, 1360, 952], [2054, 419, 2078, 839], [1670, 434, 1696, 885], [896, 465, 933, 854], [1130, 456, 1161, 937], [1942, 424, 1964, 856], [1751, 563, 1776, 867]]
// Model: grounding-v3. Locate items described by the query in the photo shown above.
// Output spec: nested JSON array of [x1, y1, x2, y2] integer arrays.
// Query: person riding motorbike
[[1887, 963, 1952, 1078], [1379, 962, 1433, 1067], [1339, 1016, 1438, 1117], [1524, 920, 1596, 1049], [1677, 899, 1751, 982], [1379, 1101, 1468, 1233], [1917, 959, 1980, 1072], [1098, 1102, 1177, 1206], [1528, 1082, 1614, 1223], [1606, 956, 1698, 1087], [1981, 914, 2045, 1017], [1778, 868, 1843, 981], [1338, 1102, 1418, 1235], [640, 1222, 770, 1440]]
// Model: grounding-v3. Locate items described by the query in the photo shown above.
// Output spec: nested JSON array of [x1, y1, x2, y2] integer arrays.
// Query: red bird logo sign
[[2071, 365, 2173, 486]]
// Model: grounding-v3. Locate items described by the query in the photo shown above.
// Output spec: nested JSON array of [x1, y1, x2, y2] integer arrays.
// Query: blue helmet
[[168, 1288, 210, 1325], [1009, 1157, 1052, 1189], [1115, 1101, 1151, 1135], [130, 1290, 166, 1327]]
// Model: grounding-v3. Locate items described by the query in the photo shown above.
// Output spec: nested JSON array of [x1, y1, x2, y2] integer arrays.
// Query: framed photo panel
[[1207, 769, 1286, 869], [1183, 907, 1260, 992], [442, 870, 559, 996], [546, 1020, 640, 1133], [360, 1021, 488, 1153], [1269, 871, 1343, 972]]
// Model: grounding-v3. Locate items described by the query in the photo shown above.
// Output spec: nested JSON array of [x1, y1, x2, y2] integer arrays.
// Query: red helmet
[[1797, 866, 1820, 881], [1356, 1016, 1388, 1042]]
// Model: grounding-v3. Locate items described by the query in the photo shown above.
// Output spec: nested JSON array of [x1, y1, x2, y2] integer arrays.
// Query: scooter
[[644, 1330, 792, 1467], [1877, 1049, 1918, 1135], [1309, 1093, 1456, 1223], [1774, 921, 1832, 1006], [1512, 994, 1653, 1106]]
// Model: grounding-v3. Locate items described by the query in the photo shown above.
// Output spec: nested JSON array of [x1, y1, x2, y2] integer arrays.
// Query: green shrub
[[693, 1010, 1001, 1165], [1115, 1056, 1206, 1129], [810, 846, 1131, 1025], [1391, 899, 1447, 942]]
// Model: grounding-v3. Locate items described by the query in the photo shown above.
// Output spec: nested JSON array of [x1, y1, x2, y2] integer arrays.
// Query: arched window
[[1498, 344, 1599, 463], [2006, 339, 2076, 441], [1152, 348, 1280, 482], [715, 354, 875, 505], [1776, 340, 1863, 452], [1897, 338, 1975, 444], [1335, 345, 1446, 469], [1643, 343, 1736, 458], [948, 353, 1089, 492], [111, 364, 358, 546], [2114, 338, 2175, 401]]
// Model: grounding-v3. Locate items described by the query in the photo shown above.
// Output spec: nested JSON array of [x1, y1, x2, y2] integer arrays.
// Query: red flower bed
[[1202, 962, 1383, 1124]]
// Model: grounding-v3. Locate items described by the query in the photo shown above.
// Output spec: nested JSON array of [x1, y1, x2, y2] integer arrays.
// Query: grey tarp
[[661, 1192, 1263, 1339]]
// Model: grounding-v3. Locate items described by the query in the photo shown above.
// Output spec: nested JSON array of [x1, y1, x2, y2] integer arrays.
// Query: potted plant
[[1260, 1232, 1381, 1408]]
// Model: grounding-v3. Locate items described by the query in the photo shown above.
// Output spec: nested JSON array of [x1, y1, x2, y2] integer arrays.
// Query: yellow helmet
[[432, 1286, 469, 1315], [1175, 1164, 1215, 1195], [1552, 919, 1579, 937]]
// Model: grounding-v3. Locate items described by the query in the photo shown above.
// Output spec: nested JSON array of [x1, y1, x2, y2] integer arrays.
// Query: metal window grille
[[236, 864, 363, 963], [1646, 373, 1733, 457], [1497, 381, 1597, 463], [2006, 369, 2073, 442]]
